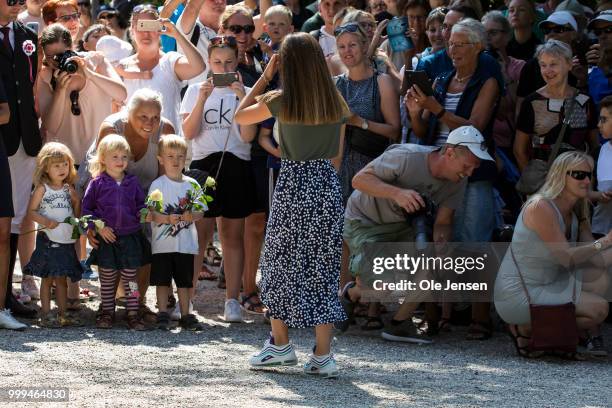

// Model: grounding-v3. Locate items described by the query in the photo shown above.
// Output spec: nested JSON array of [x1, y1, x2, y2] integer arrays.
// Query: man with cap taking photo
[[339, 125, 494, 343]]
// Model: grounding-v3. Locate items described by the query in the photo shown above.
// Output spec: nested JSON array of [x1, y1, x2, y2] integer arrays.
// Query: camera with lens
[[401, 194, 437, 251], [54, 50, 79, 74]]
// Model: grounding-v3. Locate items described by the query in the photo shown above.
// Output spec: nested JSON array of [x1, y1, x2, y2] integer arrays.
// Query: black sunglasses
[[593, 26, 612, 36], [542, 25, 574, 35], [226, 24, 255, 35], [567, 170, 592, 180], [6, 0, 26, 6], [334, 23, 363, 37]]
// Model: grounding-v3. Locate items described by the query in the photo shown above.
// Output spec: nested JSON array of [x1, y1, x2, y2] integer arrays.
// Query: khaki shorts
[[343, 218, 415, 277]]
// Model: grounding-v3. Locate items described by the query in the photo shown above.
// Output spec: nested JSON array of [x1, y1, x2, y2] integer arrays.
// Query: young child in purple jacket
[[82, 135, 150, 330]]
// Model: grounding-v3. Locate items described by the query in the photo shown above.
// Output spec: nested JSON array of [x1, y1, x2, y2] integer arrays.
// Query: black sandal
[[361, 316, 384, 331], [508, 325, 545, 359], [240, 292, 266, 315]]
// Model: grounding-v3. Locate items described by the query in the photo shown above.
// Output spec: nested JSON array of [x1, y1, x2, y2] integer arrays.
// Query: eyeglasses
[[209, 36, 238, 49], [452, 141, 487, 151], [57, 12, 81, 23], [448, 41, 474, 49], [226, 24, 255, 35], [98, 13, 117, 20], [6, 0, 26, 6], [592, 26, 612, 36], [487, 29, 506, 37], [541, 25, 574, 35], [334, 23, 365, 37], [70, 91, 80, 116], [567, 170, 592, 180]]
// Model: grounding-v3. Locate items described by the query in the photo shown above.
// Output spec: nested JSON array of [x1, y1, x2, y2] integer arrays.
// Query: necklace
[[455, 73, 473, 83]]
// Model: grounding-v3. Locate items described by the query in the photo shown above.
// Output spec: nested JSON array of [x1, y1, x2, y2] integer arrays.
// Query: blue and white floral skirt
[[259, 159, 347, 328]]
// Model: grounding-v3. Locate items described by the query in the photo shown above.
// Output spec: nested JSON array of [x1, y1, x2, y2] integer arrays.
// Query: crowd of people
[[0, 0, 611, 378]]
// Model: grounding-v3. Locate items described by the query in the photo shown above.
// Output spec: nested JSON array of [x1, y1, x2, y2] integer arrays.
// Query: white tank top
[[39, 184, 76, 244]]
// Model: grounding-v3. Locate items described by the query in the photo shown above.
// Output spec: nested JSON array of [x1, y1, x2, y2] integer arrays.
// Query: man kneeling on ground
[[341, 125, 494, 343]]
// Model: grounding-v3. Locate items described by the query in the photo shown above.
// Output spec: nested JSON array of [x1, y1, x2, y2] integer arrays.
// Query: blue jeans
[[453, 181, 495, 242]]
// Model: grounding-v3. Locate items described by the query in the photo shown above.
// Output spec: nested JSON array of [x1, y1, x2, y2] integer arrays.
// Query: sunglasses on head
[[226, 24, 255, 35], [592, 26, 612, 36], [542, 25, 574, 34], [567, 170, 592, 180], [210, 35, 238, 47], [334, 23, 364, 37], [132, 4, 159, 15], [57, 12, 81, 23], [6, 0, 26, 6]]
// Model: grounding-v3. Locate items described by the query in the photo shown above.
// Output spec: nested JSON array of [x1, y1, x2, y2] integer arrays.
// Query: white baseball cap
[[588, 10, 612, 29], [539, 11, 578, 31], [95, 35, 133, 63], [446, 126, 494, 162]]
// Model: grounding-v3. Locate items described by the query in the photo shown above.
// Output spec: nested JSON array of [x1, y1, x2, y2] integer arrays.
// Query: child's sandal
[[96, 312, 113, 329], [127, 313, 147, 331]]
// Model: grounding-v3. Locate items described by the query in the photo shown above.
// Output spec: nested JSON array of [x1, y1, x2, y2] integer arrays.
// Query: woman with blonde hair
[[494, 151, 610, 358], [235, 32, 349, 377]]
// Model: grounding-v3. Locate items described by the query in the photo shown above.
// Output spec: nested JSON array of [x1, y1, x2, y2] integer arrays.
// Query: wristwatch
[[361, 118, 369, 130], [594, 239, 603, 250]]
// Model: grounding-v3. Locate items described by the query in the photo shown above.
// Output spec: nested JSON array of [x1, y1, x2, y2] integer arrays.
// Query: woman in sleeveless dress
[[235, 33, 349, 378], [494, 151, 611, 357]]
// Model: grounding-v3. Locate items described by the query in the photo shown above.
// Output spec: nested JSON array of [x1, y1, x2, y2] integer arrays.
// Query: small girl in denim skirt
[[24, 142, 83, 328], [82, 135, 150, 330]]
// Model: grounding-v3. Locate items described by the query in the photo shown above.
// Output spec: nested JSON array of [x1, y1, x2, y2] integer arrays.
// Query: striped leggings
[[99, 268, 139, 313]]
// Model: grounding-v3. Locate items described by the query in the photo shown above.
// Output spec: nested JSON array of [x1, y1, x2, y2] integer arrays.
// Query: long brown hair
[[260, 33, 349, 125]]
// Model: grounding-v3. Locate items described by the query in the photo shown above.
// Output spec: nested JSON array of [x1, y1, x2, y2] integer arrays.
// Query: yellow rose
[[93, 219, 105, 231], [149, 189, 163, 202], [205, 177, 216, 188]]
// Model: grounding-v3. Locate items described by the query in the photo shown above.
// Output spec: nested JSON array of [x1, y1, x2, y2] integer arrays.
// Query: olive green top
[[265, 96, 345, 161]]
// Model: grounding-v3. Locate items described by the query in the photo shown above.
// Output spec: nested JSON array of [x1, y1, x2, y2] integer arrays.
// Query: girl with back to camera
[[235, 32, 349, 378]]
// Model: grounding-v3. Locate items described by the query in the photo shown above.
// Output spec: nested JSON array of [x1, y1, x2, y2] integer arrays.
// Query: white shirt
[[120, 52, 185, 132], [39, 184, 76, 244], [149, 175, 199, 255], [177, 17, 217, 86], [319, 26, 336, 58], [180, 85, 252, 161], [0, 22, 15, 50]]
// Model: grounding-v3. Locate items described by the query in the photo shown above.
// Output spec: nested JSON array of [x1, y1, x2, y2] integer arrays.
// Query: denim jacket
[[82, 172, 146, 236], [425, 52, 504, 182]]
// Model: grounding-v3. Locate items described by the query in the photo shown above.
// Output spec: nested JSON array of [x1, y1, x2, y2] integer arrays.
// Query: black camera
[[402, 194, 437, 251], [54, 50, 79, 74]]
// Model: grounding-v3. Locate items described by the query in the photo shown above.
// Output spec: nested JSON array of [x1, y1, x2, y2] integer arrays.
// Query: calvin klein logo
[[204, 98, 233, 125]]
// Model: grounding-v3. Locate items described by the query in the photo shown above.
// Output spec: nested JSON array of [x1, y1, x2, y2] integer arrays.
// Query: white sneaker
[[21, 276, 40, 300], [170, 302, 193, 321], [304, 353, 339, 378], [0, 309, 27, 330], [249, 336, 298, 367], [224, 299, 243, 322]]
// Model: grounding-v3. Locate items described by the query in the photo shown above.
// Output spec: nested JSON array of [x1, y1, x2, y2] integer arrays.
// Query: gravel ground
[[1, 266, 611, 408]]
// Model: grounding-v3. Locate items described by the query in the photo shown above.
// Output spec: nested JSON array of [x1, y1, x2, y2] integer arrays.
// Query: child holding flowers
[[147, 135, 206, 331], [82, 135, 150, 330], [23, 142, 83, 328]]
